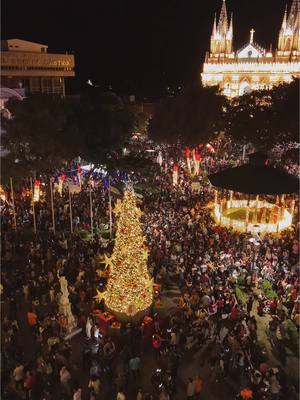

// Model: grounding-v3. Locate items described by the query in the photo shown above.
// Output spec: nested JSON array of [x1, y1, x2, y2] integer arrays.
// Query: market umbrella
[[208, 153, 299, 195]]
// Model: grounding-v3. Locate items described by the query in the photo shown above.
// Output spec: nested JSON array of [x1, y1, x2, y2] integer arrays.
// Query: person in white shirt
[[88, 376, 101, 396], [94, 324, 100, 340], [73, 387, 82, 400], [116, 389, 126, 400], [13, 363, 24, 390], [60, 366, 71, 397], [170, 331, 177, 346]]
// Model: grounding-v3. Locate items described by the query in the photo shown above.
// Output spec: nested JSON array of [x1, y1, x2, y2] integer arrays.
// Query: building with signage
[[201, 0, 300, 97], [0, 39, 75, 97]]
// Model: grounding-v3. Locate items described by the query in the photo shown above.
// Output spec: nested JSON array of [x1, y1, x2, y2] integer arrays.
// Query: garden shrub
[[262, 279, 278, 299], [235, 286, 249, 306], [78, 230, 89, 239], [285, 319, 299, 357]]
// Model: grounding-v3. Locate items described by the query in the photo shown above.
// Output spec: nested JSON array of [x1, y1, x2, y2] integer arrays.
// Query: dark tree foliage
[[149, 84, 227, 147], [2, 95, 82, 174], [78, 93, 148, 164], [226, 78, 299, 149], [1, 93, 148, 181]]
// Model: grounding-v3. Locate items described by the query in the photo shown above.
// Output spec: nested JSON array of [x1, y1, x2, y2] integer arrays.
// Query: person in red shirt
[[24, 371, 35, 400], [270, 298, 278, 314], [217, 297, 225, 314], [194, 375, 204, 399], [152, 334, 163, 360], [27, 310, 37, 327], [230, 305, 240, 321]]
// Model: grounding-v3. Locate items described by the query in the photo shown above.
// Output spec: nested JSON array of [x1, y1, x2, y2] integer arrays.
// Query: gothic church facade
[[201, 0, 300, 97]]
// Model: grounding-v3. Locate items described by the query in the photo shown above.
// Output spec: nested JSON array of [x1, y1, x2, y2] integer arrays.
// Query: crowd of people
[[1, 141, 299, 400]]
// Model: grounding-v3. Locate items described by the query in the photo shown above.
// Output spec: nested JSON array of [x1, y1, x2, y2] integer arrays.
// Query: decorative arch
[[223, 81, 232, 97], [285, 37, 292, 51], [239, 81, 252, 96]]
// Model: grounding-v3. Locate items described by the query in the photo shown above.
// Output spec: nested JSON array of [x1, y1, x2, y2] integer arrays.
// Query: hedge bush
[[78, 230, 89, 239], [100, 230, 110, 240], [285, 319, 299, 357], [237, 276, 246, 286], [235, 286, 249, 306], [262, 279, 278, 299]]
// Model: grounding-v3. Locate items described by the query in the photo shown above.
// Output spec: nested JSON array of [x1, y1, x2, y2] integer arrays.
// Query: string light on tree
[[101, 190, 153, 318]]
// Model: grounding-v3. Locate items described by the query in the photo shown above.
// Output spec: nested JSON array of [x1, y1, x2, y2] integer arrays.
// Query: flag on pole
[[184, 147, 191, 173], [194, 153, 201, 175], [77, 164, 82, 188], [58, 174, 66, 196], [33, 179, 41, 202], [0, 185, 6, 202], [173, 165, 178, 186]]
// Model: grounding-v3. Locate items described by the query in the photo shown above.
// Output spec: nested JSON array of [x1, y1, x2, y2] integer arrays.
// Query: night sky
[[2, 0, 288, 97]]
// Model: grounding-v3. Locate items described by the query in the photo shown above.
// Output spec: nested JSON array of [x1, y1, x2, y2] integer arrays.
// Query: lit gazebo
[[208, 153, 299, 234]]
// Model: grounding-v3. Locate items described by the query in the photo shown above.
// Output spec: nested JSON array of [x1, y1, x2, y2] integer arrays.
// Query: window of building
[[42, 78, 53, 93], [30, 78, 41, 93], [52, 78, 63, 94]]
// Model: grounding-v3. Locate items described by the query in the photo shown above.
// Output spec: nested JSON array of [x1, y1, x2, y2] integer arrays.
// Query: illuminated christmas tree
[[102, 190, 153, 318]]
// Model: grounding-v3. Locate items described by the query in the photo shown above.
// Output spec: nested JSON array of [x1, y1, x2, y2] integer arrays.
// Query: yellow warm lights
[[202, 1, 300, 97], [102, 190, 153, 317], [202, 61, 300, 97], [213, 199, 293, 233]]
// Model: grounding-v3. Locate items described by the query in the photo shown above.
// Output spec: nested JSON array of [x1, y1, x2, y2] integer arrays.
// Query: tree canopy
[[79, 95, 148, 163], [2, 95, 82, 175], [149, 84, 226, 147], [225, 78, 299, 149], [1, 93, 148, 181]]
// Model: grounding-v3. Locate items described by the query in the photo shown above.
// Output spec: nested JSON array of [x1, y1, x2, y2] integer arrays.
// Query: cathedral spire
[[210, 0, 233, 56], [288, 0, 300, 27], [212, 13, 217, 36], [291, 0, 300, 51], [227, 12, 233, 38], [281, 4, 288, 31], [278, 3, 293, 53], [217, 0, 229, 35]]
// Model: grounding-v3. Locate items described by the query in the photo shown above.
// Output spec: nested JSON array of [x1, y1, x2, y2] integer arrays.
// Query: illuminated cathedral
[[201, 0, 300, 97]]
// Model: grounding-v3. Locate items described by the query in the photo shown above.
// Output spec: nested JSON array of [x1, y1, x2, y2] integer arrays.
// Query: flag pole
[[69, 188, 73, 234], [108, 176, 112, 238], [49, 179, 56, 234], [30, 178, 37, 234], [10, 177, 17, 230], [89, 182, 93, 240]]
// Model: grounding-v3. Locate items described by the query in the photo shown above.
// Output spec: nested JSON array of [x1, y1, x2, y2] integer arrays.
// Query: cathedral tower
[[210, 0, 233, 57], [278, 0, 300, 57]]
